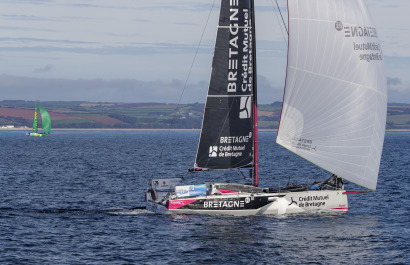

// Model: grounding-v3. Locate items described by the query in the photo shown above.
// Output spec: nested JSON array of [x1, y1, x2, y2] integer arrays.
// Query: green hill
[[1, 100, 409, 130]]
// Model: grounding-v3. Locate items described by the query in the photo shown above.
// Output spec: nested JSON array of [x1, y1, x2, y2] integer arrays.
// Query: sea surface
[[0, 130, 408, 264]]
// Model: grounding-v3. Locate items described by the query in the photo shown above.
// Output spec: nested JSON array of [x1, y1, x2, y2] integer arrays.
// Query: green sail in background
[[37, 105, 51, 133]]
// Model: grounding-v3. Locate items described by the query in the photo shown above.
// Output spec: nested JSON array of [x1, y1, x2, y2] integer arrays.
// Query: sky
[[1, 0, 409, 104]]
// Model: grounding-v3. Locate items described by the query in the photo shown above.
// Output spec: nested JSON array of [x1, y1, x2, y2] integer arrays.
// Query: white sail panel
[[277, 0, 387, 190]]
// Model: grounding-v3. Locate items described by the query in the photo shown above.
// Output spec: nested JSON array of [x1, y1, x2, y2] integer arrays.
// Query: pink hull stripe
[[216, 189, 238, 194], [331, 208, 349, 210], [343, 192, 361, 195], [168, 199, 198, 209]]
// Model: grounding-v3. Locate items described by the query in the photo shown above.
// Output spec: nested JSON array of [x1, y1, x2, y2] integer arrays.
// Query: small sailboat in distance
[[145, 0, 386, 215], [26, 104, 51, 137]]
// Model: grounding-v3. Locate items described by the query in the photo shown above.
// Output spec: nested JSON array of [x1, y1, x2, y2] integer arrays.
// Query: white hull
[[26, 132, 46, 137], [146, 189, 348, 216]]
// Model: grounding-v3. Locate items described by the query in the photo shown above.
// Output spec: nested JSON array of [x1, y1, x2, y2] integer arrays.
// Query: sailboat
[[26, 104, 51, 137], [145, 0, 386, 215]]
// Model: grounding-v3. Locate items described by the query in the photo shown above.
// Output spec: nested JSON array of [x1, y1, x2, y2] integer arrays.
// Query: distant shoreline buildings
[[0, 125, 29, 129]]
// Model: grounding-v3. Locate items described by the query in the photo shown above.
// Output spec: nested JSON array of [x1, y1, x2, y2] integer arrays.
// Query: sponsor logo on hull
[[169, 196, 271, 211], [168, 199, 199, 210]]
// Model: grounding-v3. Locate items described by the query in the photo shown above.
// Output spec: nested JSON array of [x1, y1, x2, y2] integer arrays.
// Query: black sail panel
[[195, 0, 255, 170]]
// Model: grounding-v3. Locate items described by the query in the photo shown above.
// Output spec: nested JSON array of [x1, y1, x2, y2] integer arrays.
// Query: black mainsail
[[194, 0, 257, 174]]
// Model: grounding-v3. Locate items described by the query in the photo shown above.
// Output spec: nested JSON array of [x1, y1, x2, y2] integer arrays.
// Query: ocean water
[[0, 130, 408, 265]]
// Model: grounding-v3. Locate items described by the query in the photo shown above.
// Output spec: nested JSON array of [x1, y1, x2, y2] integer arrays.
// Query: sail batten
[[277, 0, 387, 190], [218, 26, 252, 29], [207, 94, 254, 98]]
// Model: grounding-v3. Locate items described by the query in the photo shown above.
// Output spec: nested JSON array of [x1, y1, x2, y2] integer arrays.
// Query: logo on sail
[[209, 146, 218, 157], [335, 20, 382, 63], [227, 2, 239, 93], [335, 21, 343, 31], [239, 96, 251, 119], [335, 20, 378, 38], [290, 136, 316, 151]]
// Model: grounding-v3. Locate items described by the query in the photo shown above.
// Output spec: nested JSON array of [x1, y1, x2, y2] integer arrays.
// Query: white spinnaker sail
[[276, 0, 387, 190]]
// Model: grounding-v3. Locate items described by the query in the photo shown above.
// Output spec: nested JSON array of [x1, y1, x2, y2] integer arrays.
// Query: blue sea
[[0, 130, 408, 264]]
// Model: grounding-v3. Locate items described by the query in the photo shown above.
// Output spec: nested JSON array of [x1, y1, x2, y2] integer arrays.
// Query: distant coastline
[[0, 128, 201, 131], [1, 100, 410, 130], [1, 128, 409, 132]]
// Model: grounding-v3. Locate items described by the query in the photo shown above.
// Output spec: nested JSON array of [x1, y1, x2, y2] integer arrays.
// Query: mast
[[251, 0, 258, 187], [32, 104, 38, 132]]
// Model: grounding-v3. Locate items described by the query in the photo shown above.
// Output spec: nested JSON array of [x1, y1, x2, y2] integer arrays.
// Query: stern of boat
[[145, 178, 183, 214]]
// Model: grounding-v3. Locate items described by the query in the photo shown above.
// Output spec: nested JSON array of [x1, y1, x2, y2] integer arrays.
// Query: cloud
[[387, 77, 410, 93], [0, 74, 284, 104], [386, 77, 410, 103], [33, 64, 53, 73], [0, 1, 409, 106], [0, 36, 209, 56], [1, 74, 408, 104], [0, 74, 207, 103]]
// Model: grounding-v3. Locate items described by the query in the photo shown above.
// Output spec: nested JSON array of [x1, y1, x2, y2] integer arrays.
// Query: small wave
[[33, 206, 150, 215], [35, 208, 87, 214], [0, 207, 14, 211], [108, 208, 152, 215]]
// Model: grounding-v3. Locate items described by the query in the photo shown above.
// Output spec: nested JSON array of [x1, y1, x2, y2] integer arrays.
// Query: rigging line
[[208, 139, 275, 178], [152, 0, 217, 177], [270, 0, 288, 49], [258, 138, 276, 153], [228, 140, 275, 169], [274, 0, 288, 35], [238, 168, 252, 183]]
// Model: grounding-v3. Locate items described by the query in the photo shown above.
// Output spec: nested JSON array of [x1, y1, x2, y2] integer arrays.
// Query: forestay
[[277, 0, 387, 190]]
